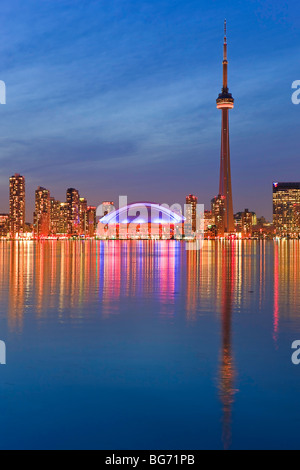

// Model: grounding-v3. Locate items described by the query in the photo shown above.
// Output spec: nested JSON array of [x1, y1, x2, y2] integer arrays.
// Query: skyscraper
[[79, 197, 88, 235], [0, 214, 9, 238], [87, 206, 97, 237], [211, 195, 225, 234], [34, 187, 50, 237], [234, 209, 257, 236], [186, 194, 198, 233], [50, 197, 62, 235], [273, 182, 300, 237], [58, 203, 68, 235], [241, 209, 253, 237], [216, 21, 234, 234], [66, 188, 80, 235], [102, 202, 115, 217], [9, 174, 25, 237]]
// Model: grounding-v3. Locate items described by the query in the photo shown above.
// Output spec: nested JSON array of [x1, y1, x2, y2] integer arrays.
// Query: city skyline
[[1, 1, 300, 452], [3, 171, 299, 239], [0, 0, 300, 220], [0, 173, 271, 226]]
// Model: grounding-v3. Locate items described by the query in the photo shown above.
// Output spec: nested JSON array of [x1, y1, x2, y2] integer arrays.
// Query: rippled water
[[0, 240, 300, 450]]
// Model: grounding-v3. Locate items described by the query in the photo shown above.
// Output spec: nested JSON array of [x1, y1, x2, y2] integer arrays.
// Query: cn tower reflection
[[218, 242, 237, 450], [186, 241, 239, 449]]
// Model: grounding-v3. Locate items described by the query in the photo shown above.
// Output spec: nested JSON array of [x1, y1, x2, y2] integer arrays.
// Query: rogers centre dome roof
[[99, 203, 185, 225]]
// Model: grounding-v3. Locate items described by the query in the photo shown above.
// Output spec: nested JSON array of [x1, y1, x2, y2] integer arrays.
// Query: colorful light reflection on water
[[0, 240, 300, 450]]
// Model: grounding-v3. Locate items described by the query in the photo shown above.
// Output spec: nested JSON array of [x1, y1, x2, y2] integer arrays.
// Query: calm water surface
[[0, 240, 300, 450]]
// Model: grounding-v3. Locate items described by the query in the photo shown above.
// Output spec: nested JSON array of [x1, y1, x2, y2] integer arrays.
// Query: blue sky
[[0, 0, 300, 220]]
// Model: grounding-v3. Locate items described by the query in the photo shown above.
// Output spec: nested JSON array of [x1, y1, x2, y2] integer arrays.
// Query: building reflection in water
[[217, 242, 237, 451], [3, 240, 300, 447], [186, 241, 238, 449], [8, 242, 26, 331], [0, 241, 180, 327], [274, 242, 279, 344], [98, 240, 180, 317], [272, 240, 300, 345]]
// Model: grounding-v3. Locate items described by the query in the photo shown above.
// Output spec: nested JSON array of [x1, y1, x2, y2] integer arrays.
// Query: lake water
[[0, 240, 300, 450]]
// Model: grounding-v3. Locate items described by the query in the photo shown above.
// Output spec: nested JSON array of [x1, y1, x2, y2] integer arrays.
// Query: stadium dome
[[99, 202, 185, 225]]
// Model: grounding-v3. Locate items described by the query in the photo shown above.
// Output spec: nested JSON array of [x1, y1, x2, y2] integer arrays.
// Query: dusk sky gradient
[[0, 0, 300, 220]]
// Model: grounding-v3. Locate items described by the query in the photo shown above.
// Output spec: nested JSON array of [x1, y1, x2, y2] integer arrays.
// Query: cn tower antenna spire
[[223, 19, 228, 78]]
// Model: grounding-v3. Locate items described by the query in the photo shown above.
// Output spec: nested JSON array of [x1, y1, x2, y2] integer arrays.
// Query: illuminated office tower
[[211, 195, 225, 235], [0, 214, 9, 237], [241, 209, 253, 237], [186, 194, 198, 233], [102, 201, 115, 217], [294, 205, 300, 232], [50, 198, 62, 235], [34, 187, 51, 237], [216, 21, 235, 234], [79, 197, 88, 235], [273, 182, 300, 237], [87, 206, 96, 237], [234, 209, 256, 236], [58, 203, 68, 234], [67, 188, 80, 235], [9, 173, 25, 237], [204, 210, 214, 232]]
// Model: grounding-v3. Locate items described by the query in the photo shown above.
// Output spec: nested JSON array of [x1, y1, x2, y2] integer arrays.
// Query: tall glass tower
[[9, 173, 25, 237]]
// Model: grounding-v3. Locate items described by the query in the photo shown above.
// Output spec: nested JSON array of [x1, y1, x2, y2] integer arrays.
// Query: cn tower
[[216, 20, 234, 233]]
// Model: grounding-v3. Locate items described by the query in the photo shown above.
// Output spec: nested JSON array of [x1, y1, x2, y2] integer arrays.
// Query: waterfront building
[[87, 206, 96, 237], [79, 197, 88, 235], [234, 210, 257, 236], [50, 198, 62, 235], [0, 214, 9, 237], [241, 209, 253, 237], [9, 174, 25, 237], [66, 188, 80, 235], [186, 195, 198, 233], [98, 203, 185, 240], [102, 202, 115, 217], [58, 202, 68, 235], [211, 195, 226, 236], [34, 187, 51, 237], [273, 182, 300, 237]]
